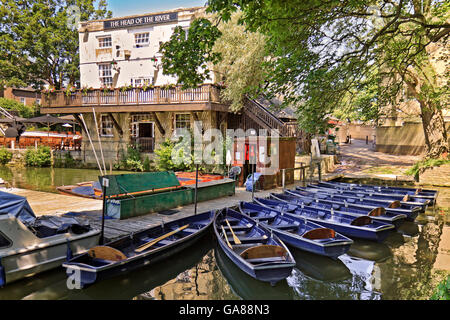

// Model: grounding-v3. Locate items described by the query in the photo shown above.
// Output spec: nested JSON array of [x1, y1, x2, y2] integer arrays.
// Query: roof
[[254, 96, 297, 120]]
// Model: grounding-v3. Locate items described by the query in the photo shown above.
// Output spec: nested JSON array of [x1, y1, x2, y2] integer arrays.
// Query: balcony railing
[[42, 84, 222, 108]]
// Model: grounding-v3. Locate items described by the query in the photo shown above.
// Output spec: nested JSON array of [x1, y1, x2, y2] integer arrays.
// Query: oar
[[225, 219, 241, 245], [135, 224, 189, 253], [221, 225, 232, 249]]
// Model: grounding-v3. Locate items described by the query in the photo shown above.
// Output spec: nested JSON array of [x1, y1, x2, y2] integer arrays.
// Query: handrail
[[42, 84, 221, 108]]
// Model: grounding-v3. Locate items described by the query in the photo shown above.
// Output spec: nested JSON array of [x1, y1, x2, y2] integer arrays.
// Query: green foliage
[[0, 148, 13, 165], [0, 0, 111, 89], [430, 276, 450, 300], [160, 18, 222, 89], [24, 146, 51, 167], [0, 98, 35, 118], [116, 145, 144, 171], [160, 12, 266, 112], [162, 0, 450, 155], [405, 157, 450, 177], [154, 138, 194, 172]]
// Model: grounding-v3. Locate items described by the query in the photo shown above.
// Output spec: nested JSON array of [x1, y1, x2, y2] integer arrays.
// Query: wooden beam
[[151, 112, 166, 135], [107, 113, 123, 136], [40, 102, 231, 114], [191, 111, 199, 122]]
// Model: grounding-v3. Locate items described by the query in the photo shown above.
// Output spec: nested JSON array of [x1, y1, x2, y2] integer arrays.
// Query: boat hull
[[63, 211, 214, 287], [2, 231, 100, 285], [214, 209, 296, 286]]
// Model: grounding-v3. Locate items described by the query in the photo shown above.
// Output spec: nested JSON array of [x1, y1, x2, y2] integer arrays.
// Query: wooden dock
[[3, 186, 283, 242]]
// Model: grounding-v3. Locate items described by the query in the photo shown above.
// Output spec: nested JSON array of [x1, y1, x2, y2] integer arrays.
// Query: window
[[98, 36, 112, 48], [175, 113, 190, 130], [36, 99, 41, 105], [99, 64, 113, 86], [100, 114, 114, 136], [131, 77, 153, 87], [20, 97, 26, 105], [135, 32, 150, 46], [0, 232, 11, 249]]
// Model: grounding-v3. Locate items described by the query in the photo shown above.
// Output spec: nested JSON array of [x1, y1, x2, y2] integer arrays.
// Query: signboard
[[103, 12, 178, 30]]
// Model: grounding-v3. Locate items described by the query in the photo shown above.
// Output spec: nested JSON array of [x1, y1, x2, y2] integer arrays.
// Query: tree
[[160, 0, 450, 158], [160, 11, 267, 112], [0, 0, 111, 90]]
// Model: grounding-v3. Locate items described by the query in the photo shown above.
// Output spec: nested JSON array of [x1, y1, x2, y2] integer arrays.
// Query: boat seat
[[179, 228, 198, 234], [223, 225, 252, 232], [223, 217, 241, 225], [275, 224, 300, 230], [228, 236, 268, 243], [245, 256, 286, 264]]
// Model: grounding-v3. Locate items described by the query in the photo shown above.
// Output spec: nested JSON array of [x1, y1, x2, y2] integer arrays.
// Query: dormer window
[[98, 36, 112, 48], [135, 32, 150, 47]]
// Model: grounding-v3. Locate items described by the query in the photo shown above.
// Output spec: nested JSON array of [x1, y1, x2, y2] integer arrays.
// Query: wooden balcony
[[41, 84, 227, 114]]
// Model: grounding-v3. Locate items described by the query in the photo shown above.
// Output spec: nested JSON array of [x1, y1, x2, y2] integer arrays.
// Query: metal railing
[[281, 161, 323, 189], [130, 137, 155, 153]]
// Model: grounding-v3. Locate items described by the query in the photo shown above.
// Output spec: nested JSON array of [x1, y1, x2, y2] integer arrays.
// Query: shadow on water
[[21, 233, 215, 300], [290, 248, 351, 282], [214, 245, 294, 300], [347, 239, 392, 262]]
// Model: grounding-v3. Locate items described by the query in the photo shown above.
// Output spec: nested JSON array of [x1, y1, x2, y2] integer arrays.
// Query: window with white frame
[[99, 64, 113, 86], [175, 113, 190, 130], [36, 98, 41, 105], [98, 36, 112, 48], [134, 32, 150, 46], [131, 77, 153, 87], [20, 97, 26, 105], [100, 114, 114, 136]]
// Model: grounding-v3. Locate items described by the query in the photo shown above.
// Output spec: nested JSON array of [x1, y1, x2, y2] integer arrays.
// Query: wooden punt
[[214, 208, 296, 286], [255, 196, 395, 242], [62, 211, 215, 287], [238, 201, 353, 259]]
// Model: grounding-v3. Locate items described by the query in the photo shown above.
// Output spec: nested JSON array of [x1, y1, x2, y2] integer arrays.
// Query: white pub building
[[41, 6, 298, 173]]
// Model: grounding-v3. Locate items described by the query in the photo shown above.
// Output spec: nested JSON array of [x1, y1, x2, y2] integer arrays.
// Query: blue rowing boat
[[255, 196, 395, 242], [238, 201, 353, 259], [317, 181, 436, 205], [298, 184, 427, 213], [62, 211, 215, 287], [291, 188, 414, 223], [324, 180, 438, 199], [214, 208, 296, 286]]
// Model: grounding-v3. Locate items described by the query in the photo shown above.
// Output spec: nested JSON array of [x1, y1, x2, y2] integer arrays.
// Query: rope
[[79, 113, 104, 176], [92, 108, 107, 174]]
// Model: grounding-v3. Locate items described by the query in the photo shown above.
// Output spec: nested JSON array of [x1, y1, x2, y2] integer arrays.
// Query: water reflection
[[215, 245, 294, 300], [0, 206, 447, 300], [347, 239, 392, 262], [290, 249, 351, 282], [0, 166, 133, 194]]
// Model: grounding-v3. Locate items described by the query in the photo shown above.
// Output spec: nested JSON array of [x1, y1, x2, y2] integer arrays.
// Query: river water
[[0, 166, 448, 300]]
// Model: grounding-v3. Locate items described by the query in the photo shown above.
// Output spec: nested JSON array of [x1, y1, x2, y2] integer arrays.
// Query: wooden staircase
[[242, 97, 298, 137]]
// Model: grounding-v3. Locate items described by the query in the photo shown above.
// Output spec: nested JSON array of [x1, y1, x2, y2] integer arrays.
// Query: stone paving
[[334, 139, 421, 178]]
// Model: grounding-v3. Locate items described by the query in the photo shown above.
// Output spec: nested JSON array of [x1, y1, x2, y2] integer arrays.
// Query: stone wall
[[336, 124, 376, 142], [376, 122, 450, 155], [419, 164, 450, 187], [79, 110, 218, 165]]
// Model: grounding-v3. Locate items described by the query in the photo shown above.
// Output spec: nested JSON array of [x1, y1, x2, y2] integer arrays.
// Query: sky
[[106, 0, 207, 17]]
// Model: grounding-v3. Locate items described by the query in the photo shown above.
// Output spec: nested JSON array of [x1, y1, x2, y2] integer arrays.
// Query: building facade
[[41, 6, 299, 168], [1, 87, 41, 107]]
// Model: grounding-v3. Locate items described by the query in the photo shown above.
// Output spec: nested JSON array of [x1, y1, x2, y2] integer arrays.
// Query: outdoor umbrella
[[22, 114, 76, 136], [0, 116, 27, 123]]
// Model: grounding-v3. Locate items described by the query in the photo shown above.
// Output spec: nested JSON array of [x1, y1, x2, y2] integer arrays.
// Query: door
[[137, 122, 154, 152]]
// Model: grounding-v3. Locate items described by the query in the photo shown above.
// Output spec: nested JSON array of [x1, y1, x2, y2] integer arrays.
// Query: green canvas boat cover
[[99, 171, 181, 197]]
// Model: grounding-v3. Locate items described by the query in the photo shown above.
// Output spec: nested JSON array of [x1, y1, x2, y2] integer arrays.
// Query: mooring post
[[194, 163, 199, 215], [282, 168, 286, 190], [100, 177, 109, 245]]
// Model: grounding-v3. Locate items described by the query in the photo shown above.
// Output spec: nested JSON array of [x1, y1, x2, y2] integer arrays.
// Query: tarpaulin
[[0, 191, 36, 224]]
